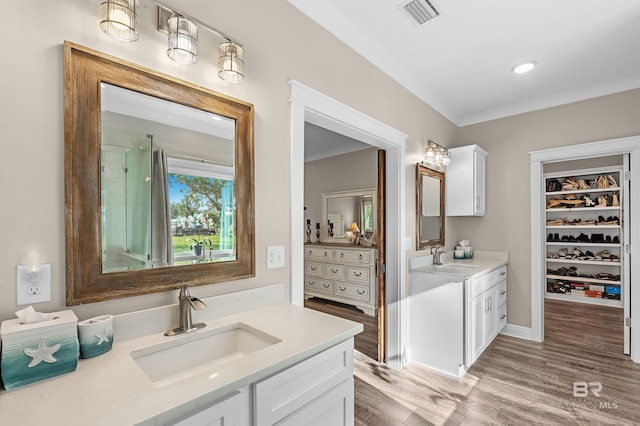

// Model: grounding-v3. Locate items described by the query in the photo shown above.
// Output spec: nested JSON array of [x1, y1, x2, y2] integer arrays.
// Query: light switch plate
[[266, 246, 285, 269], [16, 264, 52, 305]]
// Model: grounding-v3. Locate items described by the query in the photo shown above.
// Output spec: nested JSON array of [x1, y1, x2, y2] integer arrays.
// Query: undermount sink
[[130, 322, 281, 384], [435, 263, 477, 272]]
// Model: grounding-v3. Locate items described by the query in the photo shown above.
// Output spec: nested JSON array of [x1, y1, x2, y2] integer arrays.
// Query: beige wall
[[455, 89, 640, 327], [0, 0, 456, 321]]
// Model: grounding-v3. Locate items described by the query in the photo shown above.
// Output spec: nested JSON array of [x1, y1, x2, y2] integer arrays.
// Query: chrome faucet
[[165, 285, 207, 336], [432, 246, 444, 266]]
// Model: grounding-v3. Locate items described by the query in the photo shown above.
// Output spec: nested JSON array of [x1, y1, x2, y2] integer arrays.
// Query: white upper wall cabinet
[[446, 145, 488, 216]]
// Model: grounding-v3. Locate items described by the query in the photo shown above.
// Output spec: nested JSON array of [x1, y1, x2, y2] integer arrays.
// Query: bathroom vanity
[[408, 251, 508, 377], [0, 294, 362, 425]]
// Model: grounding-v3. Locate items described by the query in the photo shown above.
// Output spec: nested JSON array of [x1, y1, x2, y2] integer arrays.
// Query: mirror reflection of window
[[100, 83, 237, 273]]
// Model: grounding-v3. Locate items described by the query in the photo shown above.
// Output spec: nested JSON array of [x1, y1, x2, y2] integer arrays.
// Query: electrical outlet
[[16, 264, 52, 305], [266, 246, 285, 269]]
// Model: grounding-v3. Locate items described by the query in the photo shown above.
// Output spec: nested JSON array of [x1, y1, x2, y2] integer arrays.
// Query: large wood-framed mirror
[[64, 42, 254, 305], [320, 188, 377, 245], [416, 163, 445, 250]]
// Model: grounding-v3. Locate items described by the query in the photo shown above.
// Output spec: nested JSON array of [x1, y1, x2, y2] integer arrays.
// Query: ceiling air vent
[[400, 0, 440, 26]]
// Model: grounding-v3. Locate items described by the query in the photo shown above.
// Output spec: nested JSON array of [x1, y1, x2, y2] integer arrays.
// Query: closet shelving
[[544, 167, 624, 307]]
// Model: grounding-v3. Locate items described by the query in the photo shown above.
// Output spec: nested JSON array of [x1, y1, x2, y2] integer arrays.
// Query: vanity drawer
[[335, 283, 370, 302], [334, 249, 371, 264], [498, 303, 507, 330], [468, 266, 507, 298], [305, 277, 333, 294], [324, 263, 345, 279], [305, 261, 323, 276], [497, 280, 507, 307], [305, 247, 333, 260], [346, 266, 370, 284]]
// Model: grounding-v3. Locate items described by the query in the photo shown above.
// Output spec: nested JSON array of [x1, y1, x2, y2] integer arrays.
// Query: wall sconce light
[[166, 13, 198, 64], [99, 1, 246, 81], [218, 42, 245, 83], [100, 0, 139, 42], [423, 140, 450, 167]]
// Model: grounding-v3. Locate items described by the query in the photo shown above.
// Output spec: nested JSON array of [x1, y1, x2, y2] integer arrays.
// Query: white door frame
[[530, 134, 640, 363], [289, 80, 408, 368]]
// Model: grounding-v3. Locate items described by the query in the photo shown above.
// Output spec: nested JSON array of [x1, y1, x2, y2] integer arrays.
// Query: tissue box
[[1, 310, 79, 390]]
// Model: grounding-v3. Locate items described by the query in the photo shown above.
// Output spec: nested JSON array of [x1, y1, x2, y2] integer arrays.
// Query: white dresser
[[304, 244, 378, 316]]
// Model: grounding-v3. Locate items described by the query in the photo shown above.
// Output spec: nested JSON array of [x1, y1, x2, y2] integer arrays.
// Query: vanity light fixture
[[99, 0, 246, 81], [166, 13, 198, 64], [100, 0, 139, 42], [423, 140, 450, 167]]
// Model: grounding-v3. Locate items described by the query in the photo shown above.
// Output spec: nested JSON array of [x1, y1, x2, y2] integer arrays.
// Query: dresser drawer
[[305, 247, 333, 260], [334, 249, 371, 264], [346, 266, 371, 284], [335, 283, 370, 302], [497, 279, 507, 307], [305, 261, 323, 276], [324, 263, 345, 279], [305, 277, 333, 294]]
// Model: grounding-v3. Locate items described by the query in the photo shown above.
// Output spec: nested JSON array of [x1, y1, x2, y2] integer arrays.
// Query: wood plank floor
[[304, 297, 379, 360], [352, 299, 640, 425]]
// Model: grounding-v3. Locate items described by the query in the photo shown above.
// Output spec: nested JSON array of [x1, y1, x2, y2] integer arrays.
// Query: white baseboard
[[500, 323, 533, 341]]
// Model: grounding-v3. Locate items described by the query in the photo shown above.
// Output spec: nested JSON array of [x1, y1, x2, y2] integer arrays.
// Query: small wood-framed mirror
[[416, 163, 445, 249], [64, 42, 254, 305]]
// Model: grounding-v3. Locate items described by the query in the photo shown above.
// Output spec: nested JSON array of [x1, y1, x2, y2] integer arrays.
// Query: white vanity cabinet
[[304, 245, 378, 316], [166, 338, 355, 426], [466, 266, 507, 366], [254, 338, 354, 426], [445, 144, 487, 216]]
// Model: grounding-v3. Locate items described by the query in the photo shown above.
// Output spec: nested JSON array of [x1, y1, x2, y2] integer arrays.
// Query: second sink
[[130, 322, 281, 384]]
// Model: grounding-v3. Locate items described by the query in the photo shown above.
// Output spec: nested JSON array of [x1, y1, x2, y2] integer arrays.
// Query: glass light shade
[[425, 143, 435, 159], [434, 148, 444, 162], [442, 151, 451, 166], [100, 0, 138, 42], [167, 14, 198, 64], [218, 42, 245, 83]]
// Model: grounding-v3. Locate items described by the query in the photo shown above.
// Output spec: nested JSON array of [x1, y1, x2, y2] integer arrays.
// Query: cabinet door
[[469, 294, 486, 366], [484, 286, 498, 343], [167, 388, 248, 426], [277, 378, 354, 426], [474, 151, 486, 215]]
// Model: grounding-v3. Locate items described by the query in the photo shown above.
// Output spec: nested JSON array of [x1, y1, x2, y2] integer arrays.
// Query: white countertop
[[409, 250, 509, 280], [0, 303, 363, 425]]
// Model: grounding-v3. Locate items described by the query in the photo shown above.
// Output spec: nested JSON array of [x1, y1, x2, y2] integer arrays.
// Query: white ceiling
[[289, 0, 640, 126]]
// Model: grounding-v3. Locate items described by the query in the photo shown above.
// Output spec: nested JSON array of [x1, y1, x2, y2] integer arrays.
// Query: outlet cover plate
[[267, 246, 285, 269], [16, 264, 52, 305]]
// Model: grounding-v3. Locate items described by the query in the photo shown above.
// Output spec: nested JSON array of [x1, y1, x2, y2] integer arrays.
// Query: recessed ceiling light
[[512, 61, 537, 74]]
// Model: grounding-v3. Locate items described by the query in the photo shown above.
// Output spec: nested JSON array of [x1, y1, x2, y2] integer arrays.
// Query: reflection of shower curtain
[[152, 149, 174, 266]]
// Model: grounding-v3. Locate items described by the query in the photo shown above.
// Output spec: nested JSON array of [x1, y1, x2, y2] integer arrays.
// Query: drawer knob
[[500, 271, 506, 276], [357, 289, 365, 295], [324, 251, 328, 257], [500, 314, 506, 320], [339, 286, 346, 291], [354, 272, 362, 277], [309, 281, 315, 285], [311, 266, 317, 271], [500, 291, 506, 295], [358, 254, 363, 259], [340, 253, 344, 258], [323, 283, 330, 288], [331, 268, 339, 273]]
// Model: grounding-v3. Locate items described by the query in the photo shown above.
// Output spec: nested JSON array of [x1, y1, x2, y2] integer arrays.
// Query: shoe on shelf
[[554, 233, 561, 242], [611, 193, 620, 206], [558, 248, 569, 257], [607, 175, 618, 188], [612, 236, 620, 244], [547, 233, 554, 242], [605, 235, 612, 243], [585, 250, 595, 260], [576, 233, 590, 242], [598, 215, 606, 223], [561, 235, 570, 241]]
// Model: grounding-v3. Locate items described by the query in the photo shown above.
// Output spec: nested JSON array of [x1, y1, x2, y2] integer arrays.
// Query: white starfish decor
[[96, 328, 110, 345], [24, 338, 61, 368]]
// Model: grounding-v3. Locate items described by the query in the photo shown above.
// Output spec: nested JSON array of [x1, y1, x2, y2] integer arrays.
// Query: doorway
[[289, 80, 407, 368], [530, 134, 640, 363]]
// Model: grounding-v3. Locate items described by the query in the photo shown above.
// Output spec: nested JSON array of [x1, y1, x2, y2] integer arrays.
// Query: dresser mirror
[[416, 164, 445, 249], [64, 42, 255, 305], [320, 188, 377, 244]]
